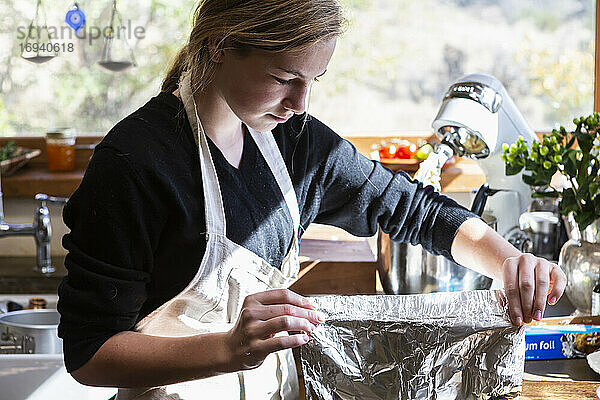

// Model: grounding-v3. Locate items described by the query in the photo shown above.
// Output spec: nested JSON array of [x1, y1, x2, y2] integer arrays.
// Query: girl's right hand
[[224, 289, 326, 371]]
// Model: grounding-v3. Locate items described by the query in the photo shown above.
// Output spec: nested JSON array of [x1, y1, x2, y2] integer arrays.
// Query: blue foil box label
[[525, 325, 600, 360]]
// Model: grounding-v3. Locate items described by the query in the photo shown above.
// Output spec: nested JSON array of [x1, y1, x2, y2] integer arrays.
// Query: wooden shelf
[[0, 135, 486, 198], [2, 167, 85, 198], [0, 136, 97, 198], [438, 157, 486, 193]]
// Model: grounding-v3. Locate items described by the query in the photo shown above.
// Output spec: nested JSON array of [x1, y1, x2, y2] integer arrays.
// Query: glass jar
[[46, 128, 75, 171], [28, 297, 47, 309]]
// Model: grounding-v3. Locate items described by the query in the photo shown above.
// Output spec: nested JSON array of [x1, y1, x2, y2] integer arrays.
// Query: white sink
[[0, 294, 115, 400], [0, 354, 115, 400]]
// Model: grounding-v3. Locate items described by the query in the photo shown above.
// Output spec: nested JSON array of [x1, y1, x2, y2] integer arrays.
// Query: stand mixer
[[430, 73, 540, 237], [377, 73, 540, 295]]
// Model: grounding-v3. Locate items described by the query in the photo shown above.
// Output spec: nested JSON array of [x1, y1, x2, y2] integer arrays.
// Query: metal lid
[[519, 211, 559, 234], [0, 309, 59, 329], [46, 127, 75, 138]]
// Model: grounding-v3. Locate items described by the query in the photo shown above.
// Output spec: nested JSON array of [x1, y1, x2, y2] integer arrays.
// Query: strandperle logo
[[17, 20, 146, 46]]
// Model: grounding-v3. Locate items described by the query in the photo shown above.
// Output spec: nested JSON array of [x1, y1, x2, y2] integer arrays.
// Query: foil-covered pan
[[298, 290, 525, 400]]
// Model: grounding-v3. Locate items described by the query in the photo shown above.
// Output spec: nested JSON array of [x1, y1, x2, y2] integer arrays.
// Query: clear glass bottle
[[46, 128, 75, 171]]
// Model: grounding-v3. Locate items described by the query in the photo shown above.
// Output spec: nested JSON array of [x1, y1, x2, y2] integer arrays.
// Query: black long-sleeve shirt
[[57, 91, 476, 373]]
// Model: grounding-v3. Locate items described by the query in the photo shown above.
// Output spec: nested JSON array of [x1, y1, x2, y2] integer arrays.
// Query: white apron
[[116, 70, 301, 400]]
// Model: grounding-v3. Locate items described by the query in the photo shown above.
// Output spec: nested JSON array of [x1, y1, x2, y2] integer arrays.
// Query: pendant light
[[97, 0, 137, 72], [21, 0, 58, 64]]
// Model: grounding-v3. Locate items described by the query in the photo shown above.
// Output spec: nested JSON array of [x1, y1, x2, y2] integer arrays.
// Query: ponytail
[[161, 45, 189, 93]]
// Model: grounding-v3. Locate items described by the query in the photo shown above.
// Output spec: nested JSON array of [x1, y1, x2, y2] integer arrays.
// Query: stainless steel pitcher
[[377, 214, 496, 295]]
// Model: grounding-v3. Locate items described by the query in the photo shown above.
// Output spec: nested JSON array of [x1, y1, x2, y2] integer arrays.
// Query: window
[[310, 0, 595, 135], [0, 0, 595, 137], [0, 0, 196, 136]]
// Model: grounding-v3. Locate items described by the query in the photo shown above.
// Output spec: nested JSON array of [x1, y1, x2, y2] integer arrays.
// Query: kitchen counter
[[0, 256, 66, 294], [0, 237, 377, 296], [1, 217, 597, 398], [521, 380, 598, 399], [2, 253, 600, 398]]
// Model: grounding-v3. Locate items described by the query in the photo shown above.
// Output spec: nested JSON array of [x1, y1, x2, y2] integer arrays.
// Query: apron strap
[[178, 69, 301, 240], [178, 70, 227, 236], [247, 127, 301, 239]]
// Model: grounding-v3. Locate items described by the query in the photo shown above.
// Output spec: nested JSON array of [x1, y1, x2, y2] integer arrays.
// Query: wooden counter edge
[[295, 375, 599, 400], [521, 380, 598, 399]]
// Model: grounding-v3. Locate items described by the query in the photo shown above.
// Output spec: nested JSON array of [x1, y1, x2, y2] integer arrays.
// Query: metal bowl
[[377, 215, 496, 295], [0, 309, 62, 354]]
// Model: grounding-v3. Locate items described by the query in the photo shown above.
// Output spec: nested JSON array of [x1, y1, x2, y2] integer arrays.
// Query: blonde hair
[[161, 0, 346, 94]]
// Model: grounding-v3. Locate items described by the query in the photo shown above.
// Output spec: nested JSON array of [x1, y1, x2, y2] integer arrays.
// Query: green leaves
[[502, 112, 600, 231], [578, 130, 594, 153], [532, 190, 559, 198], [590, 178, 600, 201], [505, 162, 524, 176], [0, 141, 17, 161], [559, 188, 579, 215], [562, 149, 578, 177], [574, 205, 598, 230]]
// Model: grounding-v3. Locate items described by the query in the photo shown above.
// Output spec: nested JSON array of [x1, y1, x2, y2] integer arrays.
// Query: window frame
[[594, 1, 600, 112]]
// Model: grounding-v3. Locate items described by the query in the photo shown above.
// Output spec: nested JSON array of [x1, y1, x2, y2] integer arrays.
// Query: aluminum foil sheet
[[298, 290, 525, 400]]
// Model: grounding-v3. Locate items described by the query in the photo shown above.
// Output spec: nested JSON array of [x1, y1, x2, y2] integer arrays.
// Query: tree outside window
[[0, 0, 594, 137]]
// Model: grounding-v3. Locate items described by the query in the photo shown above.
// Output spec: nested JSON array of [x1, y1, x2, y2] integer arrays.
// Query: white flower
[[592, 134, 600, 158]]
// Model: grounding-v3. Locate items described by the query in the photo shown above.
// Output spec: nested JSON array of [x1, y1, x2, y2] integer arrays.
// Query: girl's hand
[[224, 289, 326, 371], [502, 253, 567, 326]]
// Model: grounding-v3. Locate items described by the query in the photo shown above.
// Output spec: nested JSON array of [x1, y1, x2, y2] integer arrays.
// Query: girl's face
[[213, 37, 337, 132]]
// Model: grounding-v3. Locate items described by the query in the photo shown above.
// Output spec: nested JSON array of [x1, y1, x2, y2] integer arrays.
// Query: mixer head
[[437, 125, 489, 159], [431, 74, 540, 236], [433, 80, 504, 158]]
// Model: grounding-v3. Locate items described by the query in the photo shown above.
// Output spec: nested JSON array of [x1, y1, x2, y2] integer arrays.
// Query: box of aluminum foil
[[525, 324, 600, 360]]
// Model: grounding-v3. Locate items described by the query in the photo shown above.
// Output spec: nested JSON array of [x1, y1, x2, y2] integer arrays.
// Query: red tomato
[[394, 145, 413, 159], [379, 144, 397, 159]]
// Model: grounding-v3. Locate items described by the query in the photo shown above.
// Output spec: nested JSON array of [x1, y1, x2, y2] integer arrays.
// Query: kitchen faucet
[[0, 173, 68, 275]]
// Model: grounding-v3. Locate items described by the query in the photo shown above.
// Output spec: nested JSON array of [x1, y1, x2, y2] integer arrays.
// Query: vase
[[559, 215, 600, 314]]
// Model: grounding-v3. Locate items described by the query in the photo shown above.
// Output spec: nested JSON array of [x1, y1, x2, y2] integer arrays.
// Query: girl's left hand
[[502, 253, 567, 326]]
